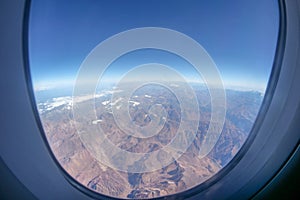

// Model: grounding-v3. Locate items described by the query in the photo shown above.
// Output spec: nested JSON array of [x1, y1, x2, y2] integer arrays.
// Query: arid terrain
[[37, 82, 263, 199]]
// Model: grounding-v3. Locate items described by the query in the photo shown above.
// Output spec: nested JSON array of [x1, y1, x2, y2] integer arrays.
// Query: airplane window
[[28, 0, 279, 199]]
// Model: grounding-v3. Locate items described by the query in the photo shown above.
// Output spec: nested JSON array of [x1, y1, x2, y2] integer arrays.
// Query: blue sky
[[29, 0, 279, 92]]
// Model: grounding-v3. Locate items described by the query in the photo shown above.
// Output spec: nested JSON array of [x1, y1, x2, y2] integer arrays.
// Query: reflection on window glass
[[29, 0, 279, 199]]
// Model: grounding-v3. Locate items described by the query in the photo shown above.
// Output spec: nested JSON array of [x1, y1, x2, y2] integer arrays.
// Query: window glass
[[29, 0, 279, 199]]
